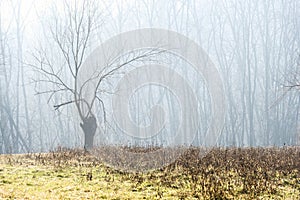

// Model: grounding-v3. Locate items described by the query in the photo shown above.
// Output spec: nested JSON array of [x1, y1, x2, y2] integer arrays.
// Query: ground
[[0, 147, 299, 199]]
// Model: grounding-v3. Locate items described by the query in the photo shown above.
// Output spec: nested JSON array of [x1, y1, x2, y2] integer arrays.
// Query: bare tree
[[285, 56, 300, 91], [31, 0, 162, 150], [29, 0, 102, 150]]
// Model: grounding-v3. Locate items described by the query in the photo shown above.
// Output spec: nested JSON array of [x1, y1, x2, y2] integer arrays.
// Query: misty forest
[[0, 0, 300, 199], [1, 0, 299, 154]]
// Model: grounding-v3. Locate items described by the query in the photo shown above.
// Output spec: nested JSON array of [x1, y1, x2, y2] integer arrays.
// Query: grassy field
[[0, 147, 299, 199]]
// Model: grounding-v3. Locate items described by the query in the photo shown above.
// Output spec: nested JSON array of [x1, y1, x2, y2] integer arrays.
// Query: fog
[[0, 0, 299, 153]]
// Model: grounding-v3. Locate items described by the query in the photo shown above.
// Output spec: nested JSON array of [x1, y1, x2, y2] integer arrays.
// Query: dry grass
[[0, 146, 299, 199]]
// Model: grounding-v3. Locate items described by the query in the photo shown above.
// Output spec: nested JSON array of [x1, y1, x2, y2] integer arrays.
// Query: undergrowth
[[0, 146, 299, 199]]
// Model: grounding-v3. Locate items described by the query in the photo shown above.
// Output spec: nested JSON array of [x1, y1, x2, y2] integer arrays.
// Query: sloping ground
[[0, 147, 299, 199]]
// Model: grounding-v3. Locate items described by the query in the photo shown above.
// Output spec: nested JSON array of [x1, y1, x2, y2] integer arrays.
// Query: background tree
[[0, 0, 30, 153]]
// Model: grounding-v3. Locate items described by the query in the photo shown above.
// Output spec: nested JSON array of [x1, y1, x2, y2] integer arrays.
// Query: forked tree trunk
[[80, 115, 97, 151]]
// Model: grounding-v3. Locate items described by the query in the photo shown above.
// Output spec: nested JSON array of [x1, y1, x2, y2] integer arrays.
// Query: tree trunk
[[80, 115, 97, 151]]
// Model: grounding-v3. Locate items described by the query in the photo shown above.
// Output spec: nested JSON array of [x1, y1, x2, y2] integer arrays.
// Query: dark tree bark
[[80, 115, 97, 150]]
